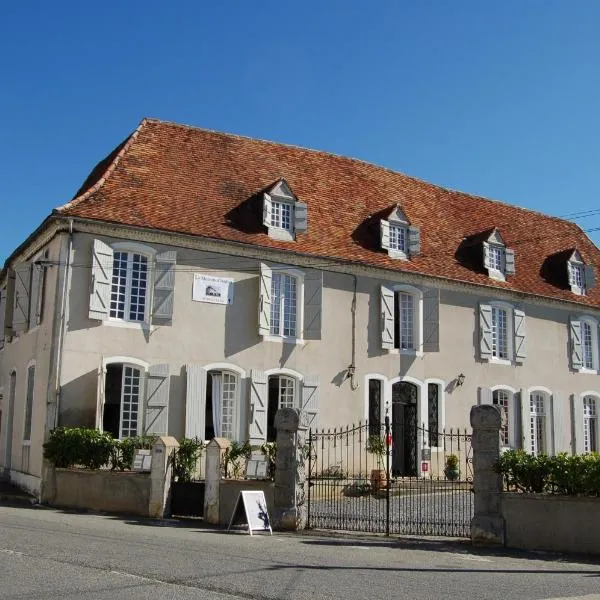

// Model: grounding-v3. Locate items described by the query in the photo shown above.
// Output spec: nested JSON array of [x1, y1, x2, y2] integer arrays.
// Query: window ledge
[[578, 367, 599, 375], [488, 269, 506, 282], [21, 440, 32, 446], [488, 358, 512, 366], [388, 250, 408, 261], [103, 319, 149, 331], [387, 348, 423, 357], [267, 228, 294, 242], [261, 334, 304, 346]]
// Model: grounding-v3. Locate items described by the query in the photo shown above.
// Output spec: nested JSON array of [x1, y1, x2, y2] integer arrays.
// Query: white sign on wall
[[192, 274, 234, 305]]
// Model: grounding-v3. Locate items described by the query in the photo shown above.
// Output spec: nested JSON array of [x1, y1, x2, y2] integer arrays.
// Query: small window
[[529, 391, 548, 456], [488, 245, 504, 272], [583, 395, 598, 453], [567, 251, 595, 296], [267, 375, 297, 442], [483, 230, 515, 280], [270, 200, 292, 232], [379, 205, 420, 260], [262, 180, 307, 240], [389, 225, 407, 254]]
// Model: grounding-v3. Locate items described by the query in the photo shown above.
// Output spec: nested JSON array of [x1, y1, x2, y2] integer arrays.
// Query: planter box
[[501, 493, 600, 555]]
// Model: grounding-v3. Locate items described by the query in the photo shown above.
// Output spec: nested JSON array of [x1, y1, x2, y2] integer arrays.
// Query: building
[[0, 118, 599, 495]]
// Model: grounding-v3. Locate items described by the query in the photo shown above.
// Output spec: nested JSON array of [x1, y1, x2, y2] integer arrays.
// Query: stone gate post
[[273, 408, 307, 531], [148, 436, 179, 518], [470, 405, 505, 546], [203, 437, 231, 525]]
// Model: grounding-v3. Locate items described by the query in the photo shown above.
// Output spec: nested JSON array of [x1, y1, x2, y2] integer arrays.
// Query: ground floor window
[[104, 364, 142, 439], [368, 379, 383, 437], [205, 370, 237, 440], [427, 383, 440, 447], [583, 395, 598, 453], [267, 375, 297, 442], [493, 389, 511, 447], [529, 391, 547, 455]]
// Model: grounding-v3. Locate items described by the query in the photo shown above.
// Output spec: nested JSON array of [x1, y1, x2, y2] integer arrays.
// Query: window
[[583, 395, 598, 453], [569, 262, 584, 290], [488, 245, 504, 272], [381, 284, 426, 354], [110, 252, 149, 322], [104, 364, 142, 439], [270, 273, 297, 337], [529, 391, 547, 455], [491, 305, 508, 359], [395, 292, 415, 350], [582, 321, 594, 369], [270, 200, 292, 232], [493, 389, 511, 447], [267, 375, 297, 442], [389, 225, 407, 254], [368, 379, 383, 437], [427, 383, 440, 447], [479, 302, 526, 363], [567, 252, 595, 296], [262, 180, 308, 240], [8, 251, 47, 336], [379, 206, 420, 260], [23, 365, 35, 442], [570, 317, 599, 372], [483, 230, 515, 280], [205, 370, 238, 440]]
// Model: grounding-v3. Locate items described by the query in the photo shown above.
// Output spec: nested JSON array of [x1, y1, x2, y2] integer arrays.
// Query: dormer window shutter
[[584, 264, 596, 290], [408, 226, 421, 256], [380, 220, 390, 250], [262, 193, 273, 228], [483, 242, 491, 269], [505, 249, 516, 275], [569, 319, 583, 370], [294, 202, 308, 233]]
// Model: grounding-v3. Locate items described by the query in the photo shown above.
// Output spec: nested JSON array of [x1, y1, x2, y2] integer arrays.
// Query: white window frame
[[529, 389, 551, 456], [579, 316, 599, 373], [388, 223, 408, 258], [568, 258, 586, 296], [489, 301, 513, 364], [388, 284, 423, 356], [491, 385, 517, 449], [425, 378, 445, 448], [263, 268, 305, 345], [265, 368, 302, 442], [206, 369, 240, 441], [363, 373, 388, 425], [582, 393, 599, 453]]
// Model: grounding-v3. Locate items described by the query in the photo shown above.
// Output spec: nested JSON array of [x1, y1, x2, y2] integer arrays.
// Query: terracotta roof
[[57, 118, 600, 308]]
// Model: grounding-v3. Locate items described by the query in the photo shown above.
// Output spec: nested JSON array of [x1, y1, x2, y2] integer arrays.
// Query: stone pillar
[[470, 405, 505, 546], [203, 437, 231, 525], [273, 408, 307, 531], [148, 436, 179, 519]]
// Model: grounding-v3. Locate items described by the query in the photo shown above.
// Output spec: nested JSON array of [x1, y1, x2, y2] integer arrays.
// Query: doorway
[[391, 381, 418, 476]]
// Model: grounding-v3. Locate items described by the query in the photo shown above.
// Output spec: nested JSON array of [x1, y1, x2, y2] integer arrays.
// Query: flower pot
[[370, 469, 387, 492], [444, 467, 460, 481]]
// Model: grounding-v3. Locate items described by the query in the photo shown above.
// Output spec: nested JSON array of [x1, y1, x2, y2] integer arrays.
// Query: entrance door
[[391, 381, 418, 476]]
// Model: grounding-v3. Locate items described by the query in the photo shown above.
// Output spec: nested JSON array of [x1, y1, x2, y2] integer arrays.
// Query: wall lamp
[[456, 373, 466, 387]]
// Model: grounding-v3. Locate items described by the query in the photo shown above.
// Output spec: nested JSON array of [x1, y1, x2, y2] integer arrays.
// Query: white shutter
[[145, 364, 170, 436], [380, 220, 390, 250], [185, 364, 207, 440], [505, 249, 516, 275], [478, 387, 493, 405], [12, 263, 31, 333], [89, 239, 113, 321], [262, 193, 273, 227], [249, 369, 268, 444], [28, 262, 44, 329], [513, 309, 527, 362], [380, 284, 395, 350], [483, 242, 491, 269], [479, 304, 493, 360], [258, 263, 272, 336], [303, 270, 322, 340], [301, 375, 319, 429], [408, 226, 421, 256], [584, 264, 596, 290], [521, 389, 532, 453], [572, 394, 585, 454], [294, 201, 308, 233], [0, 289, 5, 349], [552, 392, 571, 454], [569, 319, 583, 370], [422, 288, 439, 353], [152, 250, 176, 324]]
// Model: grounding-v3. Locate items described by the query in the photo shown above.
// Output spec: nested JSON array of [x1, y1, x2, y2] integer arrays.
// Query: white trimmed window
[[110, 251, 149, 322], [262, 180, 308, 241], [583, 395, 598, 453], [492, 389, 512, 447], [567, 252, 595, 296], [270, 200, 292, 232], [529, 391, 548, 455], [483, 230, 515, 280], [570, 316, 599, 373], [271, 273, 297, 337], [389, 225, 407, 254], [380, 206, 420, 261], [267, 374, 298, 442], [23, 365, 35, 442], [491, 305, 509, 359], [479, 302, 526, 363], [380, 284, 423, 353], [206, 370, 238, 440]]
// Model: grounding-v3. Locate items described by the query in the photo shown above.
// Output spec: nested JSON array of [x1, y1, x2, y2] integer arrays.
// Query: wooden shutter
[[380, 284, 395, 350], [380, 220, 390, 250], [552, 392, 571, 454], [12, 263, 31, 333], [185, 364, 207, 440], [258, 263, 272, 336], [572, 394, 585, 454], [28, 261, 44, 329], [422, 288, 439, 352], [408, 226, 421, 256], [479, 304, 493, 360], [513, 309, 527, 362], [294, 201, 308, 233], [520, 389, 532, 453], [89, 239, 113, 321], [301, 375, 319, 429], [145, 364, 170, 436], [505, 249, 516, 275], [569, 319, 583, 370], [584, 264, 596, 290], [483, 242, 491, 269], [152, 250, 176, 324], [0, 289, 5, 349], [478, 387, 493, 405], [303, 269, 322, 340], [249, 369, 268, 444], [262, 193, 272, 227]]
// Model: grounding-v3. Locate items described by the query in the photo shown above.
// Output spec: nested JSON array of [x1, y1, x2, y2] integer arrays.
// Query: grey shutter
[[478, 387, 493, 405], [479, 304, 493, 360], [521, 389, 532, 453], [303, 269, 322, 340], [258, 263, 272, 336], [89, 239, 113, 321], [552, 392, 571, 454], [294, 201, 308, 233], [301, 375, 319, 429], [4, 271, 15, 338], [408, 226, 421, 256], [584, 264, 596, 290], [12, 263, 31, 334], [262, 193, 272, 227], [152, 250, 176, 324], [28, 261, 44, 329], [505, 249, 516, 275], [380, 284, 395, 350], [572, 394, 585, 454], [513, 309, 527, 362], [145, 364, 170, 436], [483, 242, 491, 269], [569, 319, 583, 370], [0, 289, 5, 349], [422, 288, 439, 352], [380, 220, 390, 250], [249, 369, 268, 444], [185, 364, 207, 440]]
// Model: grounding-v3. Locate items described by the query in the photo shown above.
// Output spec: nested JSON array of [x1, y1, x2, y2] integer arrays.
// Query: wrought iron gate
[[306, 419, 473, 537]]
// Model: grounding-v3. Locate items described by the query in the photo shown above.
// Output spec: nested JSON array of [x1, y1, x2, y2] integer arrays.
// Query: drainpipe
[[347, 275, 359, 391]]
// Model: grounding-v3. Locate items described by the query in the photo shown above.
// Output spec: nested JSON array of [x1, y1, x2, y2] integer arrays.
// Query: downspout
[[54, 219, 73, 428], [348, 275, 359, 391]]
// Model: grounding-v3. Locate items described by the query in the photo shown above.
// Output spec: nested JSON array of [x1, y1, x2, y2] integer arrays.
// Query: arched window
[[529, 390, 549, 455], [583, 395, 599, 453], [267, 374, 298, 442], [205, 370, 238, 440], [492, 389, 512, 448], [104, 363, 144, 439]]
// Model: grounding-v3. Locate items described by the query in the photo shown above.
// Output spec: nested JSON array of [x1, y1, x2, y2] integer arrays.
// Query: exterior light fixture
[[456, 373, 466, 387]]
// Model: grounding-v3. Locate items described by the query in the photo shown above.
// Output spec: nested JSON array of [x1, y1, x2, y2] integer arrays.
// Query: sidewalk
[[0, 480, 37, 505]]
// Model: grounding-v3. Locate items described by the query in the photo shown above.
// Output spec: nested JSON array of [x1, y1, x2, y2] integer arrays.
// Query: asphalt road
[[0, 505, 599, 600]]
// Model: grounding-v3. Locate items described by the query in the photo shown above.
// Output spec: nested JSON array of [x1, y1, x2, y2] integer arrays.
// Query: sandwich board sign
[[227, 490, 272, 535]]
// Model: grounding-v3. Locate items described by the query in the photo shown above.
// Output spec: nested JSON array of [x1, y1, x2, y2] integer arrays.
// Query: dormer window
[[263, 179, 307, 241], [567, 251, 595, 296], [483, 229, 515, 281], [380, 205, 420, 260]]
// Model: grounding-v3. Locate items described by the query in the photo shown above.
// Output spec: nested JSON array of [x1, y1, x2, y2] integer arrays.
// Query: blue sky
[[2, 1, 600, 263]]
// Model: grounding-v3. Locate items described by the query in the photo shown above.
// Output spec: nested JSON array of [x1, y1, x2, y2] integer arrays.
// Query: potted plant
[[366, 435, 387, 492], [444, 453, 460, 481]]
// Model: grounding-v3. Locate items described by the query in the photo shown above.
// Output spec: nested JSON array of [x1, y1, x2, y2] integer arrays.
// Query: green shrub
[[172, 437, 205, 482], [111, 435, 158, 471], [223, 441, 252, 478], [43, 427, 114, 470]]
